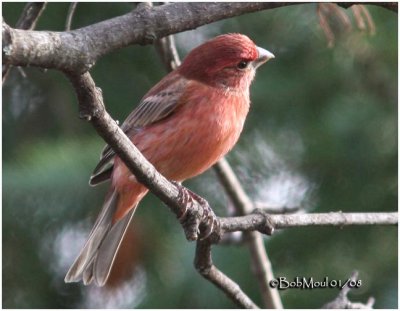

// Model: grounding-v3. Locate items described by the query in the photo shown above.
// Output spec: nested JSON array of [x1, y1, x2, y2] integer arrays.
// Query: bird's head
[[178, 33, 274, 91]]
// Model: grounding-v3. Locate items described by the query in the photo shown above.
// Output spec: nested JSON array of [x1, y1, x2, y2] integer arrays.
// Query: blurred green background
[[2, 3, 397, 308]]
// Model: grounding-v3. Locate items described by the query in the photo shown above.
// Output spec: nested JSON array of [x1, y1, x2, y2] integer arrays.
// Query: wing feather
[[90, 72, 187, 185]]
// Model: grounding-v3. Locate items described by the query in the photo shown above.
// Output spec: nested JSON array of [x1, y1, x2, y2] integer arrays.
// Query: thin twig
[[214, 158, 283, 309], [213, 159, 253, 214], [154, 35, 181, 71], [65, 2, 78, 31], [15, 2, 47, 30], [151, 2, 181, 71], [17, 66, 27, 78]]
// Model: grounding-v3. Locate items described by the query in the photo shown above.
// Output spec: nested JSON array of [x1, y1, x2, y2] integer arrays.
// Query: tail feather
[[65, 190, 137, 286], [92, 209, 136, 285]]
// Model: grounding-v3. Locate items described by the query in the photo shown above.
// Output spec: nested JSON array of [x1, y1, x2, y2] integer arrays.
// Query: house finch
[[65, 33, 274, 286]]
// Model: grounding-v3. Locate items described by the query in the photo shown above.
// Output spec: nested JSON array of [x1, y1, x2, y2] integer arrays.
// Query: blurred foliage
[[2, 2, 397, 309]]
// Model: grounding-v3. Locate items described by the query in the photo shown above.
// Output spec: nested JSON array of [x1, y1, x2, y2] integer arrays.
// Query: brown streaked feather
[[91, 207, 136, 286], [64, 191, 118, 283], [89, 167, 113, 186], [64, 189, 138, 286], [90, 72, 188, 185]]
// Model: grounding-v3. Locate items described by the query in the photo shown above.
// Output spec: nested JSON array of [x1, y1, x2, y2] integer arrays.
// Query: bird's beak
[[253, 46, 275, 69]]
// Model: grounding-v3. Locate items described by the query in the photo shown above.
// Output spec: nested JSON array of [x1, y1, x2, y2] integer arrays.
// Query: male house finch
[[65, 33, 274, 286]]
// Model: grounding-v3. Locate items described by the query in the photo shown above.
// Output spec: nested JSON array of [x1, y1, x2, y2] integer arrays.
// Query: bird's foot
[[171, 181, 220, 242]]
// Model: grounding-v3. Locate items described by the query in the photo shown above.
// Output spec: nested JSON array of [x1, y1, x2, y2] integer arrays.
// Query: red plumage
[[65, 33, 274, 286]]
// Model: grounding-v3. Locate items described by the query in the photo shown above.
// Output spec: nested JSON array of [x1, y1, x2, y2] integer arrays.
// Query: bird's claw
[[172, 181, 220, 242]]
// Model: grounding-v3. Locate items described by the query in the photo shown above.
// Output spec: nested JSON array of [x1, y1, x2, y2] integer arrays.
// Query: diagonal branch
[[66, 71, 220, 243], [214, 158, 283, 309], [194, 240, 259, 309], [15, 2, 47, 30], [66, 71, 183, 209]]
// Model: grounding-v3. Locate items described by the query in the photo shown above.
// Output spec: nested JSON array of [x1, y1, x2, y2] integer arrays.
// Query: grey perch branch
[[3, 2, 395, 72], [66, 71, 218, 243], [2, 2, 293, 73], [220, 212, 398, 234]]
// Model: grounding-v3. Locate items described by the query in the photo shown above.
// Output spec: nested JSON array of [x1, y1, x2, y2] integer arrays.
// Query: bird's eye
[[237, 61, 249, 70]]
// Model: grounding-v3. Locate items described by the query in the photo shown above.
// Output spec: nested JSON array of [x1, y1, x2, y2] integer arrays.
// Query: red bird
[[65, 33, 274, 286]]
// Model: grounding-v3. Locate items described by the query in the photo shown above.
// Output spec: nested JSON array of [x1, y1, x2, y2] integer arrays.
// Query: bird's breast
[[117, 85, 250, 187], [147, 88, 249, 180]]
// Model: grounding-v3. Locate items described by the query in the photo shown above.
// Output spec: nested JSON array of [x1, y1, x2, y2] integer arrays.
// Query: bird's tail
[[64, 189, 137, 286]]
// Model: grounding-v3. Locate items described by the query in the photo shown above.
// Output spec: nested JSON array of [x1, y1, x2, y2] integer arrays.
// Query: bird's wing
[[89, 72, 188, 186]]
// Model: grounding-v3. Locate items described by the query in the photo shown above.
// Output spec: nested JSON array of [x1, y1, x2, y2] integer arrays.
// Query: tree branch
[[66, 71, 180, 204], [213, 159, 254, 214], [3, 2, 295, 73], [154, 34, 181, 71], [3, 2, 395, 72], [66, 71, 221, 243], [194, 240, 259, 309], [15, 2, 47, 30], [65, 2, 78, 31], [214, 158, 283, 309], [220, 211, 398, 234]]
